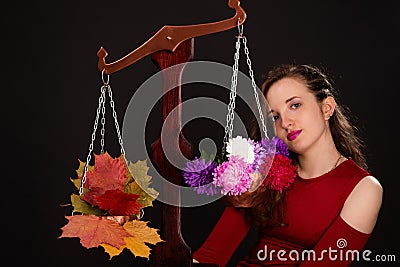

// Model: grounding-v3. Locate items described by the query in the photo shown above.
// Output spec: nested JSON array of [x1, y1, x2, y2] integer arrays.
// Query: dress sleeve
[[298, 215, 371, 266], [193, 206, 252, 267]]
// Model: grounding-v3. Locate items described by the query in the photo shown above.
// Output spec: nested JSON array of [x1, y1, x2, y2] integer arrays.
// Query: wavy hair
[[225, 64, 367, 230]]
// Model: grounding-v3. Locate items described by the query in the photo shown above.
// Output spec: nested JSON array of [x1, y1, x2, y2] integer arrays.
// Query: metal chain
[[77, 72, 140, 217], [243, 37, 269, 138], [107, 85, 126, 158], [79, 85, 106, 195], [223, 36, 241, 149], [79, 73, 126, 195], [100, 88, 106, 153], [222, 27, 269, 150]]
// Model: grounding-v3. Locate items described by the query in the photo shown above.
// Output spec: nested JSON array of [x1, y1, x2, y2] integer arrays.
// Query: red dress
[[193, 159, 372, 267]]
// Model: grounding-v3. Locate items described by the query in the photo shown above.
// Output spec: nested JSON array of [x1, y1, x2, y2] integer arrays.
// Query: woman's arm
[[299, 176, 383, 266], [193, 206, 252, 267], [340, 175, 383, 234]]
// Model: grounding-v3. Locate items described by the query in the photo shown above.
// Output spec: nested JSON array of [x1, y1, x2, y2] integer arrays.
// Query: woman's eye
[[291, 103, 301, 109], [272, 114, 280, 121]]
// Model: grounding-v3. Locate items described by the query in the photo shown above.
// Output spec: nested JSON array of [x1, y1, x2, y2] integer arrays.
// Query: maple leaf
[[100, 220, 164, 259], [124, 220, 163, 245], [125, 181, 157, 208], [84, 152, 127, 194], [76, 159, 93, 178], [71, 177, 81, 190], [124, 236, 152, 259], [123, 220, 164, 259], [126, 160, 152, 188], [101, 219, 164, 260], [101, 243, 125, 259], [125, 160, 159, 208], [61, 153, 163, 261], [59, 215, 129, 249], [94, 189, 142, 216], [81, 186, 106, 206], [70, 194, 106, 216], [71, 159, 94, 190]]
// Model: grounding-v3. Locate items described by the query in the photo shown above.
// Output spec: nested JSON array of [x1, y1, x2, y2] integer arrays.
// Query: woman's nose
[[280, 114, 293, 129]]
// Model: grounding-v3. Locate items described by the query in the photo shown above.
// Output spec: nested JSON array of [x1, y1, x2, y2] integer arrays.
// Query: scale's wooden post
[[150, 38, 194, 267]]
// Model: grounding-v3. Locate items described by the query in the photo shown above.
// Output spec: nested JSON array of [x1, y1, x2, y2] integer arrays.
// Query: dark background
[[6, 0, 399, 266]]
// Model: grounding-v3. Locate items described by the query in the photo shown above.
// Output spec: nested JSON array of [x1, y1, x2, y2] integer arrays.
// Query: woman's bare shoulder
[[340, 175, 383, 234]]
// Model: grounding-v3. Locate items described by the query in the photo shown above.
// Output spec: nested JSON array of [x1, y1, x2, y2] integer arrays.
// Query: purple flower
[[249, 139, 266, 172], [261, 137, 276, 155], [192, 183, 219, 195], [273, 136, 290, 157], [182, 157, 218, 195], [260, 137, 289, 157]]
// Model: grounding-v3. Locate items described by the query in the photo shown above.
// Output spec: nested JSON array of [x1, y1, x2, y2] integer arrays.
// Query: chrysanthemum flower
[[213, 155, 252, 195], [249, 139, 267, 172], [273, 136, 290, 157], [226, 136, 255, 164], [261, 137, 276, 155], [182, 136, 296, 197], [182, 157, 218, 195], [261, 136, 289, 156], [261, 154, 297, 193]]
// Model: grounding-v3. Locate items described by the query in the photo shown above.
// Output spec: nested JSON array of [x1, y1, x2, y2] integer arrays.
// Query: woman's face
[[266, 77, 328, 155]]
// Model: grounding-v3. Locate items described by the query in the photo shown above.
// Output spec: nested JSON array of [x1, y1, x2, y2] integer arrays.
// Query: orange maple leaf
[[101, 220, 164, 260], [59, 215, 129, 249], [84, 152, 127, 191], [94, 189, 142, 216]]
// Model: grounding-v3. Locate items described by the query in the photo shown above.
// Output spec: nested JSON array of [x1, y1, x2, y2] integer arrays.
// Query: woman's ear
[[322, 96, 336, 120]]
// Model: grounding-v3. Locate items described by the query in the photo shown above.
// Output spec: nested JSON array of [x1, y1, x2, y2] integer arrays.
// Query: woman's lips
[[287, 130, 302, 141]]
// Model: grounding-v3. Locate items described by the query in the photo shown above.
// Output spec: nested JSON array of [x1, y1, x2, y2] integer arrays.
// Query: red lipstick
[[287, 130, 302, 141]]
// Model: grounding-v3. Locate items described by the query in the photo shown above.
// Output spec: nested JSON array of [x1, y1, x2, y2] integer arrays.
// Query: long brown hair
[[225, 64, 367, 230]]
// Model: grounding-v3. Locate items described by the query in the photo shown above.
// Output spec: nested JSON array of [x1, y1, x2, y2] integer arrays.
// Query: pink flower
[[213, 155, 253, 195]]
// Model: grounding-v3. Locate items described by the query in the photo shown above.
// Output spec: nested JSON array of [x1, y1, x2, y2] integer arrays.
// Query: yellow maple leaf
[[71, 159, 94, 190], [101, 243, 125, 259], [76, 159, 85, 177], [125, 160, 159, 208], [124, 235, 152, 259], [123, 220, 164, 259], [101, 220, 164, 260], [126, 160, 152, 188], [125, 182, 157, 208], [124, 220, 163, 245]]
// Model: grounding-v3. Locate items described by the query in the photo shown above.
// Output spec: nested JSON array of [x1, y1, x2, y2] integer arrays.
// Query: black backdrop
[[6, 0, 399, 266]]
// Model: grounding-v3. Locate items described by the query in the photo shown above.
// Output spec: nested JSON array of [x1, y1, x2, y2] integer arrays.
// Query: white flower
[[226, 136, 255, 164]]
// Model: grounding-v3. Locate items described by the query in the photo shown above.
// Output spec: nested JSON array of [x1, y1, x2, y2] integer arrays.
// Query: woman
[[193, 64, 383, 266]]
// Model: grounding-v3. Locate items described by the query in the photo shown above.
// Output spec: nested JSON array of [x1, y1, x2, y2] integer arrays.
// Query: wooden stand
[[149, 38, 219, 267], [149, 39, 193, 267]]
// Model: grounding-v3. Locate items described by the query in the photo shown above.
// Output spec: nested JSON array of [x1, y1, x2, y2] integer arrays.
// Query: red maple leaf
[[83, 152, 127, 200], [82, 186, 104, 206], [94, 189, 142, 216]]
